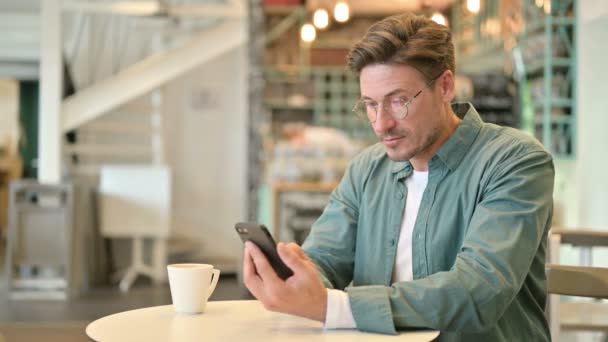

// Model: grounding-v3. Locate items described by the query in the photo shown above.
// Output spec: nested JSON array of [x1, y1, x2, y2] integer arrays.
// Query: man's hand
[[243, 241, 327, 322]]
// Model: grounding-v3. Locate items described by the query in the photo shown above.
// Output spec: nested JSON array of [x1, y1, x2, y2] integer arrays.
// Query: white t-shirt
[[324, 170, 429, 329]]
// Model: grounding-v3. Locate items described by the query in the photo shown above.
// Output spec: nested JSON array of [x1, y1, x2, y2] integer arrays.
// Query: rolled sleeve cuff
[[346, 285, 398, 335], [324, 289, 357, 329]]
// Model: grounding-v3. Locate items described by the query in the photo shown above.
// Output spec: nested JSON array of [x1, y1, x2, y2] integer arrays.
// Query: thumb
[[277, 242, 308, 274]]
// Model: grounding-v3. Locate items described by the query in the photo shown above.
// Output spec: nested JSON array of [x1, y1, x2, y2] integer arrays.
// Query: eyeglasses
[[352, 74, 441, 123]]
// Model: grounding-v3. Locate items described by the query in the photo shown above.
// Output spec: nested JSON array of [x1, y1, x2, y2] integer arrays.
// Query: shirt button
[[390, 239, 396, 246], [418, 234, 422, 239]]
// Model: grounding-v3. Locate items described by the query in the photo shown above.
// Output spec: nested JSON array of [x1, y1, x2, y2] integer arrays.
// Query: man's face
[[359, 63, 444, 162]]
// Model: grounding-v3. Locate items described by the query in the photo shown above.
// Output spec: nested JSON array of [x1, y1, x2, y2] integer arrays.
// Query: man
[[243, 12, 554, 341]]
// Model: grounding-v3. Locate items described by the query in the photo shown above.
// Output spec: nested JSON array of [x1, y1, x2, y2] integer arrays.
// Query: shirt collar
[[390, 102, 482, 174]]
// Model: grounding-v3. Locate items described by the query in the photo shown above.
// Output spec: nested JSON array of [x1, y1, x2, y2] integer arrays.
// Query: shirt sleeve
[[324, 289, 357, 329], [303, 156, 362, 290], [347, 150, 554, 334]]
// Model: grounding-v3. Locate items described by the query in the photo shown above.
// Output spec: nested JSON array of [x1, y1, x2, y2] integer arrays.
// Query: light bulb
[[334, 1, 350, 23], [313, 8, 329, 29], [300, 23, 316, 43], [466, 0, 480, 14], [431, 12, 447, 27]]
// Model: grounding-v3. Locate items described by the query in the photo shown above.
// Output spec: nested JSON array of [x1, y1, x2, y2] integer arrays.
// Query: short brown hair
[[347, 13, 455, 82]]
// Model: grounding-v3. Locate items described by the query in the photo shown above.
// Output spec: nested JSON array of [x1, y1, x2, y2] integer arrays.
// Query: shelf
[[525, 58, 572, 77], [264, 100, 313, 110], [471, 102, 513, 111], [263, 4, 303, 16], [534, 115, 573, 125], [554, 16, 576, 25], [272, 181, 339, 193], [517, 0, 577, 157], [533, 98, 573, 110], [523, 16, 576, 36]]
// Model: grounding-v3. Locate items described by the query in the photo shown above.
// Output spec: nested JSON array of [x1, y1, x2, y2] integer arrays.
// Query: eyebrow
[[361, 88, 410, 101]]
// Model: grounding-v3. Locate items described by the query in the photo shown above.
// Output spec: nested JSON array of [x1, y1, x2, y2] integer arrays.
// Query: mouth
[[382, 136, 404, 147]]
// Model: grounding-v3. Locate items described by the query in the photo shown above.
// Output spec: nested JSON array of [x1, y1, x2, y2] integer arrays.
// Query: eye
[[390, 97, 407, 107], [363, 101, 378, 109]]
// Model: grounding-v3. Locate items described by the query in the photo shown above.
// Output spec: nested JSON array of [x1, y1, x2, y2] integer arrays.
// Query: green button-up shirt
[[302, 103, 554, 341]]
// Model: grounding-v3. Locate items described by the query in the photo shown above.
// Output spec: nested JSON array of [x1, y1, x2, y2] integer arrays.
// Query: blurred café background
[[0, 0, 606, 341]]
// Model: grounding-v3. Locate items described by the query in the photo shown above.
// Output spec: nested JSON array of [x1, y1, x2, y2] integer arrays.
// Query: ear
[[438, 70, 456, 103]]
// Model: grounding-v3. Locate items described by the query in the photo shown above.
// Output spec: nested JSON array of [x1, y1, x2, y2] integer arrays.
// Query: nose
[[372, 106, 396, 135]]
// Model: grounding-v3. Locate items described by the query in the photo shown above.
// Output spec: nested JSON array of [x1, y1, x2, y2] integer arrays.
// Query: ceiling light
[[535, 0, 543, 8], [300, 23, 316, 43], [466, 0, 480, 14], [313, 8, 329, 29], [431, 12, 448, 27], [334, 1, 350, 23]]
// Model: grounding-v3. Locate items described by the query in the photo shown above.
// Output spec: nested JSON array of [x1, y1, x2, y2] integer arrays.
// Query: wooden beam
[[551, 228, 608, 247], [547, 264, 608, 298]]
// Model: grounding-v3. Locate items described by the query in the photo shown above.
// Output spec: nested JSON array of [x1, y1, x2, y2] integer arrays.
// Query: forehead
[[359, 64, 425, 99]]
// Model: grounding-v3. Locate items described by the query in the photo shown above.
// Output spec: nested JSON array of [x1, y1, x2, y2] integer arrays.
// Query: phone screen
[[235, 222, 293, 280]]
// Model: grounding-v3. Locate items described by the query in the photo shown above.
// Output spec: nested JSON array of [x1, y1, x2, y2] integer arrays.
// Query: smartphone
[[235, 222, 294, 280]]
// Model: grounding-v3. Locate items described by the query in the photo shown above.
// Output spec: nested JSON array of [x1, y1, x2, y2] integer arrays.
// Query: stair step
[[79, 122, 156, 134], [117, 98, 158, 115], [65, 144, 152, 157]]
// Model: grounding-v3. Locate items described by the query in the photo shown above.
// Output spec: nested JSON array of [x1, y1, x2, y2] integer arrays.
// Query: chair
[[98, 165, 171, 292], [547, 228, 608, 341]]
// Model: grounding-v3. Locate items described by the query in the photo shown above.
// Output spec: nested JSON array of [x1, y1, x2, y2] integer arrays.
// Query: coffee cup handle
[[206, 269, 220, 300]]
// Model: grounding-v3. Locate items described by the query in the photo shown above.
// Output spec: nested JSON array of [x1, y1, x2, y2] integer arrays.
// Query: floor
[[0, 241, 245, 342]]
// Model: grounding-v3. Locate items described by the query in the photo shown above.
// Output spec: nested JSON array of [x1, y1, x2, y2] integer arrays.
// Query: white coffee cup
[[167, 263, 220, 314]]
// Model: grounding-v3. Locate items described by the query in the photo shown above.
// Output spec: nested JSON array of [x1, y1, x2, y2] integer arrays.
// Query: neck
[[410, 105, 461, 171]]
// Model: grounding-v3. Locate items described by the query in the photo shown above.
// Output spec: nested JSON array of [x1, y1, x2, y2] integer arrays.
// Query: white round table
[[86, 300, 439, 341]]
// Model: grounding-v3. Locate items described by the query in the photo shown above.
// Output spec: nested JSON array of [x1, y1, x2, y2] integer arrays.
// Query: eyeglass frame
[[352, 72, 443, 124]]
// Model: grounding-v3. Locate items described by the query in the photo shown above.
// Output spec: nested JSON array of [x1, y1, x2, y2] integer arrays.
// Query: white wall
[[553, 0, 608, 230], [576, 0, 608, 272], [552, 0, 608, 285], [163, 45, 247, 270], [576, 0, 608, 229], [552, 159, 578, 227]]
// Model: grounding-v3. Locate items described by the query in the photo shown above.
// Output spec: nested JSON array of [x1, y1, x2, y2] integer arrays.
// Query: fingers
[[277, 242, 309, 275], [243, 245, 258, 280], [243, 246, 264, 299], [289, 243, 310, 261], [246, 241, 282, 284]]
